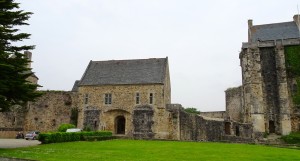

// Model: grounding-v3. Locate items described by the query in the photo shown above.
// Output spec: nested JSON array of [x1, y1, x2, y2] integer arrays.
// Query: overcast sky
[[18, 0, 299, 111]]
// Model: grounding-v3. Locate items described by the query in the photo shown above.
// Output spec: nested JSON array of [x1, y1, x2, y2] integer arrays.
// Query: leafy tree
[[0, 0, 41, 111], [184, 107, 201, 114]]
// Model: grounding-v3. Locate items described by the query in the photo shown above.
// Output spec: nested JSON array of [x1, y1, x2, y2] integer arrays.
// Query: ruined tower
[[239, 15, 300, 136]]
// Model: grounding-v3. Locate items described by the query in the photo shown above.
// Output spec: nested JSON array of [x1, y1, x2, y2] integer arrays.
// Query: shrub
[[58, 123, 75, 132], [281, 132, 300, 144], [38, 131, 113, 144]]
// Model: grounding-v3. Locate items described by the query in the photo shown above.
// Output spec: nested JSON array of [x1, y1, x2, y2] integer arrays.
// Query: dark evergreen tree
[[0, 0, 41, 111]]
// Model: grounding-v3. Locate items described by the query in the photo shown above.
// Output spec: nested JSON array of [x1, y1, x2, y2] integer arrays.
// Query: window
[[105, 94, 112, 105], [84, 94, 89, 104], [149, 93, 153, 104], [136, 93, 140, 104]]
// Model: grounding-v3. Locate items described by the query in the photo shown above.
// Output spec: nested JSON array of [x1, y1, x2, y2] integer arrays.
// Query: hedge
[[281, 132, 300, 144], [57, 124, 76, 132], [38, 131, 113, 144]]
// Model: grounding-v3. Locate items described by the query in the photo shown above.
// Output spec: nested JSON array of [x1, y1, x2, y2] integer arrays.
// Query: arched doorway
[[115, 116, 125, 134]]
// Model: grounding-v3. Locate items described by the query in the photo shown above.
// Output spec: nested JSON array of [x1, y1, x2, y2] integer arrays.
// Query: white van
[[66, 128, 82, 132]]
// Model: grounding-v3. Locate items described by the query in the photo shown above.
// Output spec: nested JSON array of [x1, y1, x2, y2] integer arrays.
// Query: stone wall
[[0, 110, 26, 138], [291, 108, 300, 132], [133, 105, 154, 139], [200, 111, 226, 119], [260, 47, 280, 133], [23, 91, 79, 132], [225, 86, 242, 122], [176, 106, 253, 142]]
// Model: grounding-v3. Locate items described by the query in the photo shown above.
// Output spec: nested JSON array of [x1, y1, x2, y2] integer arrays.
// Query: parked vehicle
[[66, 128, 82, 132], [25, 131, 40, 140], [15, 132, 24, 139]]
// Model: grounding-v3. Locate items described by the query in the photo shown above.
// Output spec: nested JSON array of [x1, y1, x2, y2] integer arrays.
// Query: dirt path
[[0, 139, 41, 149]]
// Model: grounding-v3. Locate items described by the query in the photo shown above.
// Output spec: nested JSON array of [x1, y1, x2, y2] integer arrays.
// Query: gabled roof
[[250, 21, 299, 42], [78, 57, 168, 86], [71, 80, 80, 92]]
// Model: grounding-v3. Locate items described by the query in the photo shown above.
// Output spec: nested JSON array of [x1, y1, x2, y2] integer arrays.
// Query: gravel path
[[0, 139, 41, 149]]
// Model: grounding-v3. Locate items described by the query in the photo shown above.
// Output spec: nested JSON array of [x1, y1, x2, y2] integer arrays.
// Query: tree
[[184, 107, 201, 114], [0, 0, 41, 111]]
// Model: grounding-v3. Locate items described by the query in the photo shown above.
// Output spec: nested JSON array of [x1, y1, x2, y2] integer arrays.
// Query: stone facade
[[75, 58, 175, 139]]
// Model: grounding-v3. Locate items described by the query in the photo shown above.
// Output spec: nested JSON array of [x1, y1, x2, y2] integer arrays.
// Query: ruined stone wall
[[239, 41, 298, 136], [225, 86, 243, 122], [24, 91, 79, 133], [0, 112, 25, 138], [77, 84, 172, 139], [178, 109, 253, 142], [200, 111, 226, 119]]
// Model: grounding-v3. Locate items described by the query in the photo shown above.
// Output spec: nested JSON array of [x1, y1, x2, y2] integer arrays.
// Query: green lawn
[[0, 140, 299, 161]]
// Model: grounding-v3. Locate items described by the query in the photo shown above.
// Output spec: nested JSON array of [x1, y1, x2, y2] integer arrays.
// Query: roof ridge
[[91, 57, 166, 63], [252, 21, 295, 28]]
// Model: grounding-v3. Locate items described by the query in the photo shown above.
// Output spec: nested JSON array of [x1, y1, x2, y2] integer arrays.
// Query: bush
[[38, 131, 113, 144], [58, 123, 75, 132], [281, 132, 300, 144]]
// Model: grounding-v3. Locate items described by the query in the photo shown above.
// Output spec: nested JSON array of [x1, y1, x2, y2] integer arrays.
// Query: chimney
[[293, 14, 300, 25], [24, 51, 32, 68], [293, 14, 300, 28], [248, 19, 253, 42]]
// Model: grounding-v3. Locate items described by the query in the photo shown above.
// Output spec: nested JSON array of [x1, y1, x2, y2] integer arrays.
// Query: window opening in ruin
[[136, 93, 140, 104], [236, 126, 240, 136], [115, 116, 125, 134], [105, 93, 112, 104], [269, 120, 275, 133], [84, 94, 89, 104], [149, 93, 153, 104], [225, 122, 231, 135]]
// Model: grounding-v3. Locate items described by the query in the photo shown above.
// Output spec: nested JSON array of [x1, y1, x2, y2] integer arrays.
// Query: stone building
[[73, 57, 174, 139], [226, 15, 300, 138], [2, 15, 299, 142]]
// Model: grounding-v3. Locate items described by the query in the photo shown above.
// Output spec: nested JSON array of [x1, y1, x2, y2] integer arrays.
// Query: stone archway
[[115, 116, 125, 134]]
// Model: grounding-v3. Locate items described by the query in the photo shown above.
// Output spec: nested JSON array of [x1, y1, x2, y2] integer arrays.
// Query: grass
[[0, 140, 300, 161]]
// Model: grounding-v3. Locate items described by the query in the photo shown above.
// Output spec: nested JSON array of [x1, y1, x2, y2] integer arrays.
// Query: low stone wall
[[0, 128, 23, 138], [199, 111, 226, 119], [0, 111, 25, 138], [177, 108, 253, 142]]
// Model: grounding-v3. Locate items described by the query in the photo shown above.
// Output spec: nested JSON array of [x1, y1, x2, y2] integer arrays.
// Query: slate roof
[[250, 21, 299, 43], [78, 58, 168, 86], [71, 80, 80, 92]]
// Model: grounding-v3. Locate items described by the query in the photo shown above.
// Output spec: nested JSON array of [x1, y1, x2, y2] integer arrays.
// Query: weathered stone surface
[[133, 105, 154, 139], [225, 86, 243, 121], [23, 91, 79, 132]]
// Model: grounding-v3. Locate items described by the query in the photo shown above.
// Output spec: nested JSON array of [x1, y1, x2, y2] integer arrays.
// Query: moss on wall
[[285, 45, 300, 107]]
